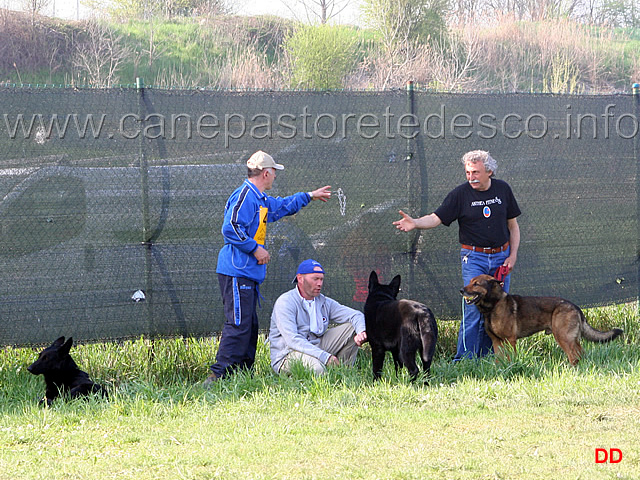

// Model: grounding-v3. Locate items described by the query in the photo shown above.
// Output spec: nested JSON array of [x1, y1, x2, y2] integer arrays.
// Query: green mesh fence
[[0, 85, 638, 346]]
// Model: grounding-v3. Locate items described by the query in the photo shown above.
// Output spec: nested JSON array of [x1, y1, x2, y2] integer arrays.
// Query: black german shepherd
[[364, 271, 438, 381], [27, 336, 108, 405]]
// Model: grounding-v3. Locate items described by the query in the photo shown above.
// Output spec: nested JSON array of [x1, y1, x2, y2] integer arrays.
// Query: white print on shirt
[[470, 196, 503, 207]]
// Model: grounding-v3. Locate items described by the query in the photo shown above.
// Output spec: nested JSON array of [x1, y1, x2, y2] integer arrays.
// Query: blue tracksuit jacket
[[216, 179, 311, 284]]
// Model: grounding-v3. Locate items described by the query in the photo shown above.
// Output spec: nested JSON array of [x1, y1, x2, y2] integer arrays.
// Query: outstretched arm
[[393, 210, 442, 232]]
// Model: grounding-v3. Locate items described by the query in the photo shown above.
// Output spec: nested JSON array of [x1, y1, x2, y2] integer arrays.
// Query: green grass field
[[1, 304, 639, 479]]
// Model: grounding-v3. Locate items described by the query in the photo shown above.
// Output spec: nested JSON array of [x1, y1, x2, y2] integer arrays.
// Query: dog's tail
[[416, 305, 438, 368], [580, 312, 623, 343]]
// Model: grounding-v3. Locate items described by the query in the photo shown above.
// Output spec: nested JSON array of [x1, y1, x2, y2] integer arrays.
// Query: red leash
[[494, 265, 509, 282]]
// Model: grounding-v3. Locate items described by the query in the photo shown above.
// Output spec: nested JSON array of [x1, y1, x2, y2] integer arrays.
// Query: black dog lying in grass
[[27, 336, 108, 405], [364, 271, 438, 381]]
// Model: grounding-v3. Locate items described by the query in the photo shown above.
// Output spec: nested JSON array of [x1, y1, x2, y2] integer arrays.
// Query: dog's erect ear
[[59, 337, 73, 355], [490, 278, 505, 290], [368, 271, 379, 291], [52, 336, 66, 347], [390, 275, 401, 294]]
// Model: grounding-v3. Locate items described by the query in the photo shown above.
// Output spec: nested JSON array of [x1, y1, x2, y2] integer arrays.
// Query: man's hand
[[503, 254, 517, 273], [310, 186, 332, 202], [393, 211, 442, 231], [354, 331, 368, 347], [326, 355, 340, 366], [393, 210, 416, 232], [253, 245, 270, 265]]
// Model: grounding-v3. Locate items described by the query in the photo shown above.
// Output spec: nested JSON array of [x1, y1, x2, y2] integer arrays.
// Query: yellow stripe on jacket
[[254, 206, 268, 245]]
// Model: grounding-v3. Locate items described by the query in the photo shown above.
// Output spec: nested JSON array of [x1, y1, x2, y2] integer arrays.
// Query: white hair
[[461, 150, 498, 176]]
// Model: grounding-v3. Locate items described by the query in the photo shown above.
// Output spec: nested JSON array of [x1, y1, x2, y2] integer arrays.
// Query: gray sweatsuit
[[269, 287, 366, 373]]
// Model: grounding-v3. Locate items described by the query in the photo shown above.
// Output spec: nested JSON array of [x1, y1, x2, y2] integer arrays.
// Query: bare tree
[[21, 0, 52, 25], [72, 20, 131, 87], [482, 0, 584, 21], [354, 25, 481, 90], [581, 0, 599, 23], [362, 0, 413, 87], [193, 0, 230, 17], [526, 0, 582, 20], [361, 0, 448, 88], [282, 0, 352, 24], [429, 27, 481, 90], [597, 0, 640, 27], [450, 0, 485, 26], [483, 0, 529, 19]]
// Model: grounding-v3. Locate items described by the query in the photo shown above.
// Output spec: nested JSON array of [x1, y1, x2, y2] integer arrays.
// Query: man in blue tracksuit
[[205, 150, 331, 384]]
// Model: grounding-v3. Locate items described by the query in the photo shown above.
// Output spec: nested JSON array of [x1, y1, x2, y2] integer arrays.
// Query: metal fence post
[[137, 77, 154, 335], [137, 77, 151, 243], [634, 82, 640, 313], [405, 81, 429, 300], [406, 81, 417, 297]]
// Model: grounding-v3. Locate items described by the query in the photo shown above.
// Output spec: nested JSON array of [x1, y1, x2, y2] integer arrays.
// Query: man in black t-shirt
[[393, 150, 521, 360]]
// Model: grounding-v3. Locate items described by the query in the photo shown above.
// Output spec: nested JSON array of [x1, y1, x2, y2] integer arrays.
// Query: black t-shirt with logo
[[434, 179, 521, 248]]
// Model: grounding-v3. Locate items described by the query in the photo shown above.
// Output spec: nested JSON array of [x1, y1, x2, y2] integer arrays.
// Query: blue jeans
[[455, 247, 511, 360]]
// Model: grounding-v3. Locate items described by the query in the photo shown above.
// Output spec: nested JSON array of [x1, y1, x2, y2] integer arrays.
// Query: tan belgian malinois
[[460, 274, 623, 365]]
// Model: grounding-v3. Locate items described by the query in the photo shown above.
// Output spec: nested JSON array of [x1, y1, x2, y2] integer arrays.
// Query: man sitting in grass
[[269, 259, 368, 375]]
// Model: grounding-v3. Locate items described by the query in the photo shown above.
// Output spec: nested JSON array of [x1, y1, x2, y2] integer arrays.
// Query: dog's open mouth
[[462, 293, 480, 305]]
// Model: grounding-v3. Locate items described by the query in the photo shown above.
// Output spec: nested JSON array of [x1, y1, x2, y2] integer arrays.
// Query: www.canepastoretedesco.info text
[[3, 104, 638, 146]]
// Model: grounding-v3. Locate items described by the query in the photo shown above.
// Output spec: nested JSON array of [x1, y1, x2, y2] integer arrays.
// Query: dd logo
[[595, 448, 622, 464]]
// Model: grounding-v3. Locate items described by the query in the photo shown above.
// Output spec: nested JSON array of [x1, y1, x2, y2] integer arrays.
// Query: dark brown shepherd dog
[[460, 274, 623, 365], [364, 271, 438, 381]]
